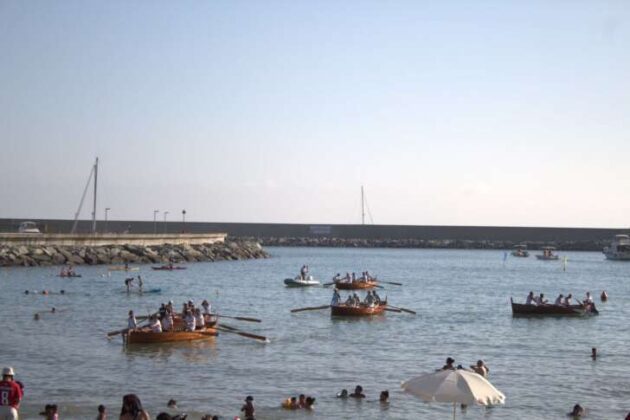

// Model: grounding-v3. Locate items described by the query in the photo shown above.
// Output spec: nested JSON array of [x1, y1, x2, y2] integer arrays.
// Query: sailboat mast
[[361, 185, 365, 225], [91, 157, 98, 233]]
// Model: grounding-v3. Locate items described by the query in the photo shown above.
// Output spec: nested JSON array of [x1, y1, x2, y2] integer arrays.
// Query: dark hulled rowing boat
[[330, 301, 387, 316], [333, 280, 379, 290], [510, 298, 598, 317]]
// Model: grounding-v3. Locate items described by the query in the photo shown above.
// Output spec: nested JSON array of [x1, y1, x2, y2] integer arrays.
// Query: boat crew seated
[[194, 308, 205, 329], [554, 294, 564, 305], [183, 310, 196, 331], [525, 291, 535, 305], [373, 290, 381, 304], [563, 293, 573, 306], [584, 292, 594, 304], [364, 291, 375, 305], [161, 310, 174, 331], [352, 293, 361, 306], [535, 293, 548, 305], [149, 315, 162, 333], [128, 310, 137, 330], [345, 295, 354, 305]]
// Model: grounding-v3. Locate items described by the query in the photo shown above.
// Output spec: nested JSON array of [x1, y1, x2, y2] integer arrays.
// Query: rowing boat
[[333, 280, 379, 290], [125, 327, 218, 344], [124, 288, 162, 294], [510, 298, 598, 316], [108, 266, 140, 271], [151, 265, 187, 271], [330, 301, 387, 316], [58, 274, 82, 278], [284, 276, 321, 287]]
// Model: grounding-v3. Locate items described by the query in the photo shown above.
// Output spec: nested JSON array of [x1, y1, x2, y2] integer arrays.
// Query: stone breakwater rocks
[[256, 237, 607, 252], [0, 240, 268, 267]]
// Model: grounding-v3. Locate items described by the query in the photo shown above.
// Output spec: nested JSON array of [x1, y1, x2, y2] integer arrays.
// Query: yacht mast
[[92, 157, 98, 233], [361, 185, 365, 225]]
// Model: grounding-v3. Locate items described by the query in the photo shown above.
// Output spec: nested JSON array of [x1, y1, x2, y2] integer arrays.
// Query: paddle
[[217, 314, 261, 323], [290, 305, 331, 313], [379, 281, 403, 286], [216, 326, 269, 343], [323, 282, 335, 287], [386, 305, 417, 315], [384, 307, 402, 313]]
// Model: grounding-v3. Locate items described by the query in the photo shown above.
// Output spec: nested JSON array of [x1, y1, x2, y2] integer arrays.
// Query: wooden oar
[[379, 281, 403, 286], [323, 282, 335, 287], [217, 314, 261, 323], [290, 305, 331, 313], [384, 307, 402, 313], [386, 305, 417, 315], [217, 326, 269, 343]]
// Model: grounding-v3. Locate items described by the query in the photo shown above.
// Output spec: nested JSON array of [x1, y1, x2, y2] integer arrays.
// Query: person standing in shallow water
[[241, 395, 255, 420]]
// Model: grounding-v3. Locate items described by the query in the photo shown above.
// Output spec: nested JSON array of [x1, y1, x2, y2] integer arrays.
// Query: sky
[[1, 1, 629, 227]]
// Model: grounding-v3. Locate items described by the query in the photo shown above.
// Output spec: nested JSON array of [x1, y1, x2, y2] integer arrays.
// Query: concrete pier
[[0, 232, 226, 247]]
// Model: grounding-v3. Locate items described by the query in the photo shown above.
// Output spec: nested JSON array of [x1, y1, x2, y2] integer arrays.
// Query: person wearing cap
[[0, 367, 23, 419], [240, 396, 255, 420]]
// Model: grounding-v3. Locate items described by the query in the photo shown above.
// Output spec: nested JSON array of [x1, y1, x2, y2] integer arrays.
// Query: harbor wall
[[0, 232, 226, 247]]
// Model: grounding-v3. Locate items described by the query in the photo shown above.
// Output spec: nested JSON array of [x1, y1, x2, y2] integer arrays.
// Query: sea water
[[1, 247, 628, 419]]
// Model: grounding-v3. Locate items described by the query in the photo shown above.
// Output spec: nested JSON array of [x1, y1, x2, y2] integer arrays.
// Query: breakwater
[[0, 239, 268, 267], [257, 236, 607, 251]]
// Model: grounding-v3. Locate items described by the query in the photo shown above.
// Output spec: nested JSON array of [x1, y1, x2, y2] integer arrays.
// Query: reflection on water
[[124, 340, 218, 363]]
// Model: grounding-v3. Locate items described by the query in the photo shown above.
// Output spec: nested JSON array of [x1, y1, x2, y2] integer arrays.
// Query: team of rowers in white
[[332, 271, 376, 283], [331, 289, 383, 307], [127, 299, 214, 334], [525, 291, 595, 306]]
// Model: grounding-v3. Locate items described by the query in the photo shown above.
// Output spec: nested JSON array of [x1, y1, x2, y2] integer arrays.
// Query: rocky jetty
[[256, 237, 607, 252], [0, 239, 268, 267]]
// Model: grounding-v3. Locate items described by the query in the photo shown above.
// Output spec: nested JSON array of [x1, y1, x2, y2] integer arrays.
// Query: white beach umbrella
[[401, 369, 505, 419]]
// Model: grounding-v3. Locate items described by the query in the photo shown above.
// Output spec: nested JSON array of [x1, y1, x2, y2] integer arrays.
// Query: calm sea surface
[[1, 247, 629, 419]]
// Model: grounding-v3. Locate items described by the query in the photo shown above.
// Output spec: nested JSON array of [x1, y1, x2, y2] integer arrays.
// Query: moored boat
[[603, 234, 630, 260], [510, 298, 598, 316], [331, 301, 387, 316], [152, 265, 187, 270], [125, 327, 218, 344], [535, 246, 559, 260], [511, 244, 529, 257], [284, 276, 321, 287], [333, 280, 379, 290]]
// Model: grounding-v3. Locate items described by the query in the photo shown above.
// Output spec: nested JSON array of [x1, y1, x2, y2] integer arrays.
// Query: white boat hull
[[284, 276, 320, 287]]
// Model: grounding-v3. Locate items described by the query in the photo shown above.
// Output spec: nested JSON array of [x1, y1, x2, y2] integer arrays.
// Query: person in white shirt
[[584, 292, 594, 304], [128, 310, 137, 330], [563, 294, 573, 306], [194, 308, 205, 330], [202, 299, 211, 315], [149, 315, 162, 333], [184, 310, 196, 331], [525, 291, 535, 305], [162, 310, 173, 331], [554, 294, 564, 305], [537, 293, 548, 305], [364, 291, 375, 305]]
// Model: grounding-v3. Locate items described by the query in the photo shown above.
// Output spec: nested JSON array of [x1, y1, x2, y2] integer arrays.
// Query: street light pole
[[182, 209, 186, 233], [104, 207, 111, 233], [153, 210, 159, 234], [163, 211, 169, 234]]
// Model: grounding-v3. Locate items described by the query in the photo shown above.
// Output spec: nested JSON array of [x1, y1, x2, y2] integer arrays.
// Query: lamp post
[[153, 210, 159, 234], [163, 211, 169, 234], [182, 209, 186, 233], [104, 207, 111, 233]]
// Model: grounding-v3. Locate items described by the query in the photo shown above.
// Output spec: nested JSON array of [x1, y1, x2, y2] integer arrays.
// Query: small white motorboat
[[603, 234, 630, 260], [284, 275, 321, 287]]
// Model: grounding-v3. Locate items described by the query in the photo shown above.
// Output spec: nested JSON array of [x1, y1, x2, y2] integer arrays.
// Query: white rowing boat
[[284, 276, 321, 287]]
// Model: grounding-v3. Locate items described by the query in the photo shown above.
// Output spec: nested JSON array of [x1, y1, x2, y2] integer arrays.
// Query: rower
[[351, 272, 356, 282], [333, 273, 341, 281], [344, 295, 353, 305], [194, 308, 205, 330], [149, 315, 162, 333], [564, 293, 573, 306], [161, 309, 174, 332], [537, 293, 547, 305], [364, 291, 375, 305], [373, 290, 381, 304], [202, 299, 211, 315], [584, 292, 594, 304], [344, 272, 351, 282], [352, 292, 360, 306], [525, 291, 535, 305], [128, 310, 137, 330], [184, 310, 196, 331], [554, 294, 564, 305], [331, 289, 341, 306]]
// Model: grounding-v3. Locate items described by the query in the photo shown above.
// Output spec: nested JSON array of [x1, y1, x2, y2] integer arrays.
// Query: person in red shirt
[[0, 367, 22, 420]]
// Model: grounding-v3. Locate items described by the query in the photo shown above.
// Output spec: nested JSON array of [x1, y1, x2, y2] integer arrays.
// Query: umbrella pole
[[453, 401, 456, 420]]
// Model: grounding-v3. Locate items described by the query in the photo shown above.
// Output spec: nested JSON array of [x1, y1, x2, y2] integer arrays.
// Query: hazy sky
[[1, 1, 629, 227]]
